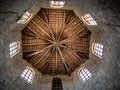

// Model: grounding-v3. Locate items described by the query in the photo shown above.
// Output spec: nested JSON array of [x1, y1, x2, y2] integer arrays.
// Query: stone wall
[[0, 0, 120, 90]]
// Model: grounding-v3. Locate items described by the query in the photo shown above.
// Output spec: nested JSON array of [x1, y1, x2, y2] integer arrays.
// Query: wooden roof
[[22, 8, 91, 76]]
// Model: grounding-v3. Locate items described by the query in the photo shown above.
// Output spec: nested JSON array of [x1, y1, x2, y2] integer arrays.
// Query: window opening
[[82, 14, 97, 25], [50, 1, 65, 8], [9, 41, 20, 58], [17, 11, 33, 24], [78, 67, 92, 82], [21, 67, 35, 84], [92, 43, 104, 58]]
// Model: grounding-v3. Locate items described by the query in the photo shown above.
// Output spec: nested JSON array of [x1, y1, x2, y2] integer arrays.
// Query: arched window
[[17, 11, 33, 24], [9, 41, 20, 58], [21, 67, 35, 84], [92, 43, 104, 58], [82, 14, 97, 25], [52, 77, 63, 90], [78, 67, 92, 82], [50, 1, 65, 8]]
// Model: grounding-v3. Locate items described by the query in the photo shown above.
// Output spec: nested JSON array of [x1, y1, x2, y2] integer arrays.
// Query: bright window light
[[50, 1, 65, 8], [17, 11, 33, 24], [92, 43, 104, 58], [21, 67, 35, 84], [9, 41, 20, 58], [82, 14, 97, 25], [78, 67, 92, 82]]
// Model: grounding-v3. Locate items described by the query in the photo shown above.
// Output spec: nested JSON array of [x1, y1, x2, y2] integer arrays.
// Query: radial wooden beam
[[59, 30, 89, 44], [59, 36, 88, 44], [37, 15, 56, 42], [57, 17, 78, 41], [63, 11, 66, 28], [27, 25, 54, 43], [40, 61, 49, 74], [55, 11, 58, 40], [26, 44, 54, 57], [42, 9, 48, 23], [32, 21, 52, 40], [57, 11, 66, 41], [57, 47, 71, 76], [60, 45, 84, 62], [22, 43, 48, 46], [22, 30, 36, 37], [77, 52, 89, 59], [65, 11, 73, 24], [65, 17, 78, 28], [41, 46, 56, 74], [55, 47, 58, 70], [33, 48, 50, 66]]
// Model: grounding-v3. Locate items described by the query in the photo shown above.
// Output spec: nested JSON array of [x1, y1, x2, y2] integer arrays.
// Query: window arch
[[92, 42, 104, 58], [52, 77, 63, 90], [21, 67, 35, 84], [17, 11, 33, 24], [50, 1, 65, 8], [78, 67, 92, 82], [9, 41, 20, 58], [82, 14, 97, 25]]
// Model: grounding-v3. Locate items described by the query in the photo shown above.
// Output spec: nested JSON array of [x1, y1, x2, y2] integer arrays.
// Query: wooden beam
[[32, 21, 52, 40], [27, 25, 54, 43], [22, 43, 48, 46], [57, 47, 71, 76], [60, 45, 87, 61], [59, 30, 88, 44], [38, 46, 56, 73], [37, 15, 56, 42], [55, 11, 58, 40], [57, 11, 66, 41], [65, 11, 73, 24], [33, 48, 50, 66], [59, 36, 88, 44], [63, 11, 66, 28], [55, 47, 58, 70], [42, 9, 48, 23], [26, 44, 54, 57], [57, 17, 77, 41]]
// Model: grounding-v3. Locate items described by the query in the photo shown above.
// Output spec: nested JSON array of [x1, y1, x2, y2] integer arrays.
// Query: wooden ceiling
[[22, 8, 91, 76]]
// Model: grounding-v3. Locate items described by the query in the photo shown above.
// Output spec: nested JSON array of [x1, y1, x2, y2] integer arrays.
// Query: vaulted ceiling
[[22, 8, 91, 75]]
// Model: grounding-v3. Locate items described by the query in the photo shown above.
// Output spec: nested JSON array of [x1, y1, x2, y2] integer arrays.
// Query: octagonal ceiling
[[21, 8, 91, 76]]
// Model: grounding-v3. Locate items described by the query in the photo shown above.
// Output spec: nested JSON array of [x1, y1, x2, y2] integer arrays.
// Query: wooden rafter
[[59, 36, 88, 44], [42, 9, 49, 23], [37, 15, 56, 42], [27, 25, 54, 43], [60, 45, 83, 62], [26, 44, 54, 57], [40, 46, 56, 74], [65, 11, 73, 24], [57, 47, 71, 76], [57, 11, 66, 41], [32, 21, 52, 39], [33, 48, 50, 66], [57, 17, 78, 41]]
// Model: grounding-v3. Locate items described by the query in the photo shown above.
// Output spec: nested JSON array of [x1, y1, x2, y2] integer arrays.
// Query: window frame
[[9, 41, 20, 58], [78, 67, 92, 82], [50, 1, 65, 8], [17, 11, 33, 24], [92, 42, 104, 58], [21, 67, 35, 84], [82, 14, 97, 25]]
